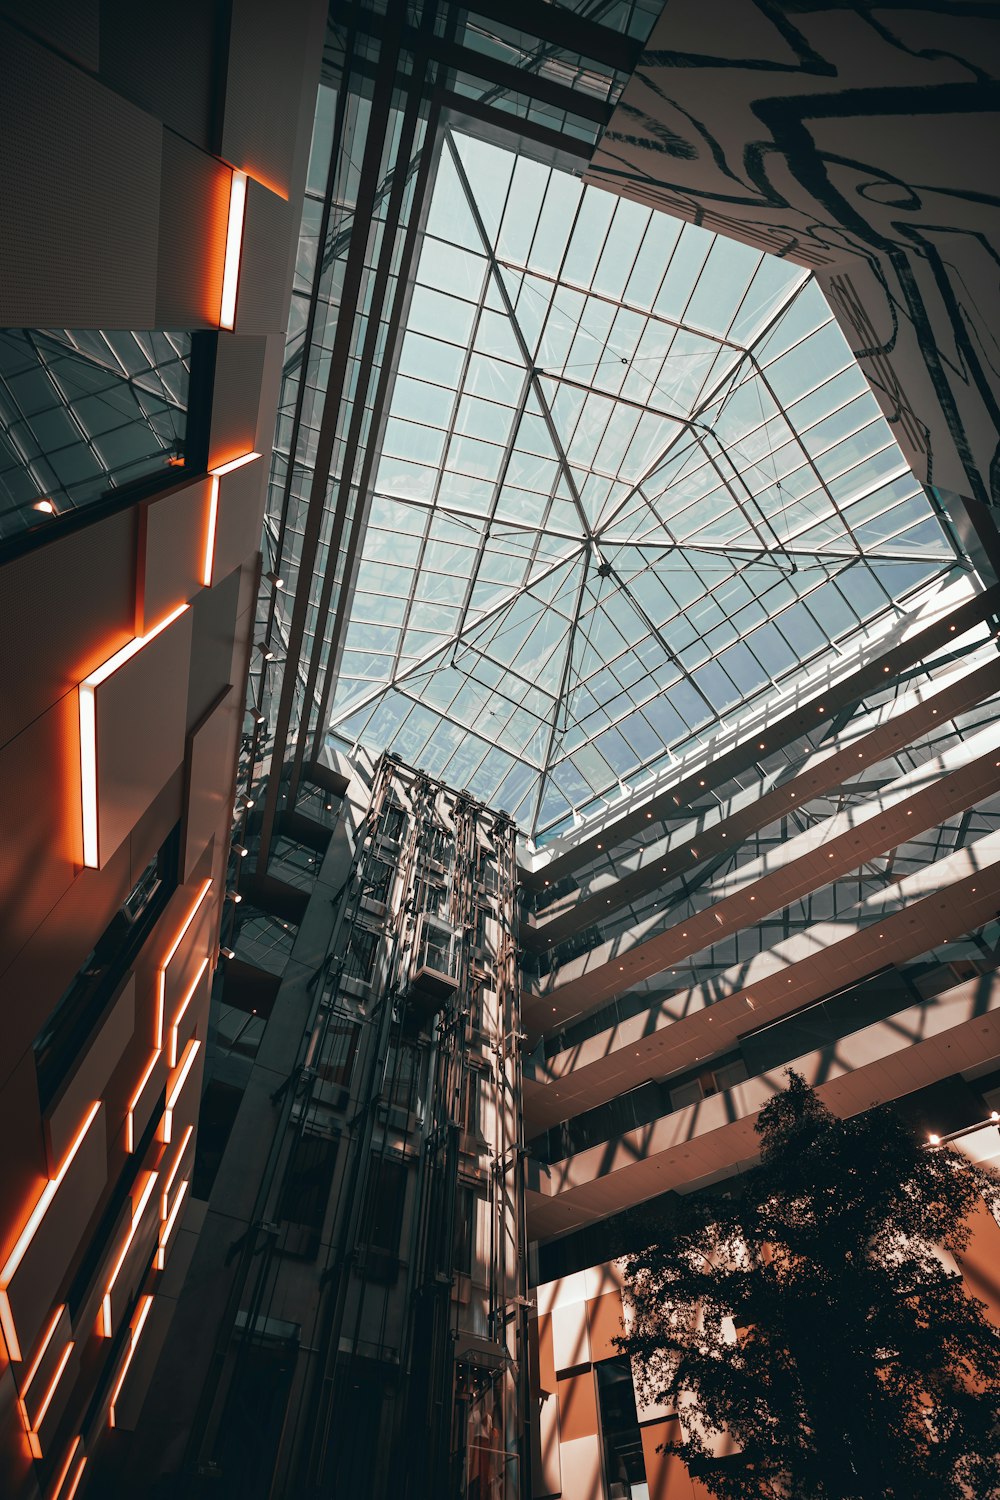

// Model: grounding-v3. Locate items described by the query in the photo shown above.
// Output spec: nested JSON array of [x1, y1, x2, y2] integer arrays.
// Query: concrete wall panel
[[93, 606, 193, 868], [136, 479, 214, 635], [558, 1433, 602, 1500], [211, 460, 268, 587], [156, 129, 231, 329], [0, 21, 160, 327], [0, 509, 136, 754], [221, 0, 323, 201], [183, 691, 234, 883], [186, 567, 242, 730], [98, 0, 218, 147], [0, 0, 99, 69], [44, 974, 135, 1171]]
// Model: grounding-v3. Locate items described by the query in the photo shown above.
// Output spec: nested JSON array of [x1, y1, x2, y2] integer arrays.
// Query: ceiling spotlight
[[265, 571, 285, 589], [33, 498, 57, 515], [235, 845, 249, 858], [253, 712, 266, 725], [991, 1111, 999, 1122], [928, 1133, 940, 1146], [256, 642, 275, 660], [245, 798, 255, 809], [227, 891, 242, 903], [221, 947, 236, 960]]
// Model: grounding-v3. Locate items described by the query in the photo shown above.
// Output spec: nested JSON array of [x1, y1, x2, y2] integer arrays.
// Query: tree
[[616, 1072, 1000, 1500]]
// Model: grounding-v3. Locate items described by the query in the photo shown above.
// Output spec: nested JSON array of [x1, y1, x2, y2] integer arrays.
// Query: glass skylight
[[329, 128, 968, 842]]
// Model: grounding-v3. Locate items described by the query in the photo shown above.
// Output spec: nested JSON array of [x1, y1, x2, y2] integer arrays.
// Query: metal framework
[[327, 123, 969, 842]]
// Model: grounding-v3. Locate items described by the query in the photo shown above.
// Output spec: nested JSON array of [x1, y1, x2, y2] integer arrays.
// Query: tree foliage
[[616, 1073, 1000, 1500]]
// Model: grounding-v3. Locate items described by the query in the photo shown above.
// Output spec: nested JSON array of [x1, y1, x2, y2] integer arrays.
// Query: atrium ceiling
[[328, 127, 970, 842]]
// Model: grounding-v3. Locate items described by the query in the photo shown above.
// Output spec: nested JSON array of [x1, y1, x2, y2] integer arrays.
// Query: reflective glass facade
[[0, 328, 192, 541], [327, 129, 971, 841]]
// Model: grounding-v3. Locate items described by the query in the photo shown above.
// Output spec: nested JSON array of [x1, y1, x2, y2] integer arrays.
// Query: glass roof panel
[[329, 128, 971, 842]]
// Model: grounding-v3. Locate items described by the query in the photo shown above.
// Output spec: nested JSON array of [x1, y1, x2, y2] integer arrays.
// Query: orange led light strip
[[155, 878, 213, 1049], [15, 1305, 71, 1459], [126, 1050, 161, 1154], [201, 452, 260, 587], [62, 1456, 87, 1500], [220, 168, 247, 330], [18, 1339, 74, 1458], [161, 1125, 194, 1219], [156, 1180, 189, 1271], [49, 1436, 85, 1500], [108, 1294, 154, 1429], [101, 1171, 158, 1338], [0, 1103, 101, 1363], [79, 604, 189, 868], [161, 1040, 201, 1146], [169, 956, 209, 1068], [202, 475, 221, 588]]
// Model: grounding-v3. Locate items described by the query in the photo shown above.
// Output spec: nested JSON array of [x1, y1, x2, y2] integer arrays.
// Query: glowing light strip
[[161, 1040, 201, 1146], [213, 451, 260, 478], [101, 1171, 158, 1338], [219, 168, 247, 329], [161, 1125, 194, 1219], [169, 957, 208, 1068], [108, 1294, 154, 1429], [63, 1456, 87, 1500], [201, 474, 220, 588], [78, 603, 189, 869], [18, 1304, 64, 1395], [202, 454, 259, 587], [16, 1310, 72, 1459], [156, 1180, 189, 1271], [126, 1051, 161, 1154], [49, 1437, 82, 1499], [155, 879, 212, 1049], [78, 684, 98, 869], [19, 1340, 74, 1455], [0, 1103, 101, 1363]]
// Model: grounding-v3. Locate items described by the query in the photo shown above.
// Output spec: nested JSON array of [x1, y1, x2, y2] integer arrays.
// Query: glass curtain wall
[[0, 327, 192, 543]]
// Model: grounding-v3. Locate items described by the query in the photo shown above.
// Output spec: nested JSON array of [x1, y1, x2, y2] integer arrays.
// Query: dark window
[[0, 328, 196, 545], [596, 1357, 645, 1499], [276, 1132, 338, 1258], [317, 1018, 361, 1088], [347, 925, 379, 983], [429, 828, 454, 865], [366, 1156, 407, 1257], [421, 875, 448, 914], [366, 855, 394, 904], [461, 1071, 480, 1136], [380, 801, 406, 842], [210, 1339, 297, 1500], [387, 1039, 419, 1110], [454, 1186, 475, 1276]]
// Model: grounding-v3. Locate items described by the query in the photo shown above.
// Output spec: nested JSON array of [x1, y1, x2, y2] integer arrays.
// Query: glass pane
[[0, 327, 192, 541]]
